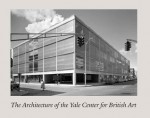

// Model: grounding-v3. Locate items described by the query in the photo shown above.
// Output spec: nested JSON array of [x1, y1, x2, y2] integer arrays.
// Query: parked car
[[11, 80, 19, 91]]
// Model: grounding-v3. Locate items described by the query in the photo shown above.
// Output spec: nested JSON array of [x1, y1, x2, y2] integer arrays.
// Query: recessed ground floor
[[13, 72, 129, 85]]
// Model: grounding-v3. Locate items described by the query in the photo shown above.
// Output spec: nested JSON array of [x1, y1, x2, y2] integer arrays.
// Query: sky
[[11, 9, 137, 70]]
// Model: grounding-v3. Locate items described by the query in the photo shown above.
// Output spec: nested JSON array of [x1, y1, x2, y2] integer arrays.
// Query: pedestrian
[[41, 80, 45, 91]]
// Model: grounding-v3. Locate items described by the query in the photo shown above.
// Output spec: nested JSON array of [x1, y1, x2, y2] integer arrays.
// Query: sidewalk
[[11, 82, 106, 96]]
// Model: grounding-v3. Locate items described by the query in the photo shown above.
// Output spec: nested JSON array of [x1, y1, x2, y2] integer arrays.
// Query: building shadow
[[12, 88, 65, 96]]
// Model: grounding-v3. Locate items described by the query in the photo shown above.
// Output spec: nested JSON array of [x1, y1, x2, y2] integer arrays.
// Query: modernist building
[[12, 15, 130, 85]]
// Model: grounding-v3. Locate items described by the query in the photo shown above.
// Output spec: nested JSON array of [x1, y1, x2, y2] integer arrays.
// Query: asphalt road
[[11, 80, 137, 96], [54, 80, 137, 96]]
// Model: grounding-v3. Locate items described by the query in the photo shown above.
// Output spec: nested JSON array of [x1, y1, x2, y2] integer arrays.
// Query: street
[[11, 80, 137, 96]]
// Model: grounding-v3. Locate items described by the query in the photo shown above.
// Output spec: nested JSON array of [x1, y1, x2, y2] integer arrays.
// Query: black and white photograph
[[10, 9, 137, 96], [1, 0, 150, 117]]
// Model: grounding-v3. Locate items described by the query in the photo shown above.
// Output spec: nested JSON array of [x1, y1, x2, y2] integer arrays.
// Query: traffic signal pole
[[85, 42, 87, 85], [84, 39, 91, 86], [127, 39, 137, 43], [76, 35, 87, 85], [11, 33, 80, 41]]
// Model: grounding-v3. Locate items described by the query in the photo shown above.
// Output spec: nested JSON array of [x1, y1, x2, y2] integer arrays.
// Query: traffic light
[[125, 41, 131, 51], [77, 37, 81, 47], [81, 36, 84, 45], [77, 36, 84, 47], [127, 41, 131, 49]]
